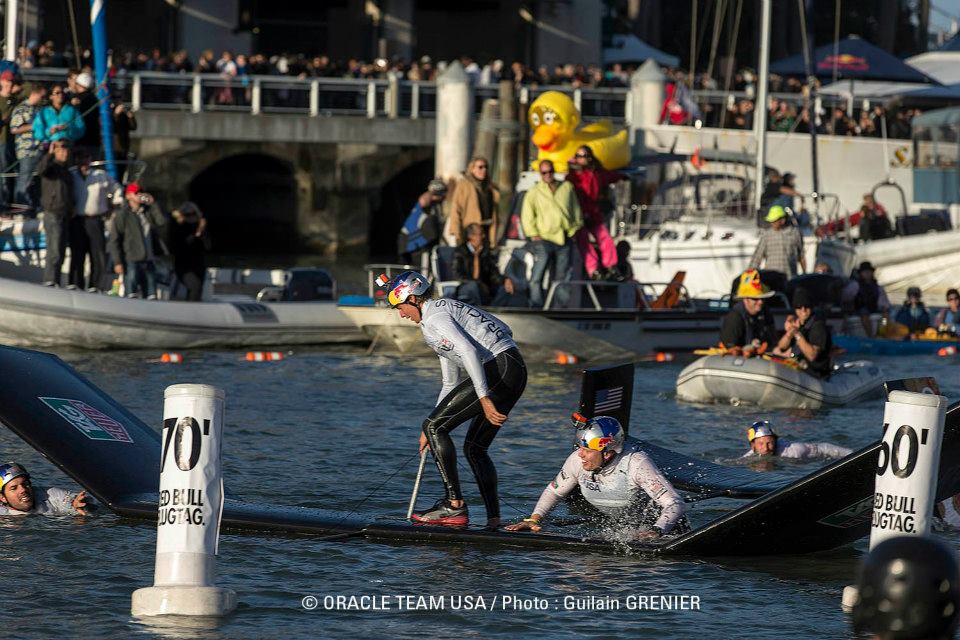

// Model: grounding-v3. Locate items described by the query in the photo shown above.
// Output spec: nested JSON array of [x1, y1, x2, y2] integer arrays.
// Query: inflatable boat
[[0, 276, 366, 349], [675, 355, 884, 409]]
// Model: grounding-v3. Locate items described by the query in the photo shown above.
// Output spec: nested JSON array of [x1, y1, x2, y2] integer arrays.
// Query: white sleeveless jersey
[[532, 440, 685, 533], [419, 298, 517, 403]]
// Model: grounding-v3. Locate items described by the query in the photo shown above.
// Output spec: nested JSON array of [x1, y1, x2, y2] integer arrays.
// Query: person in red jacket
[[566, 145, 626, 279]]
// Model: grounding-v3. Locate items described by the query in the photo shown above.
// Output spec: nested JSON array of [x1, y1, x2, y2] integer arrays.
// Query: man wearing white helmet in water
[[0, 462, 89, 515], [380, 270, 527, 528], [505, 415, 686, 540], [743, 421, 852, 460]]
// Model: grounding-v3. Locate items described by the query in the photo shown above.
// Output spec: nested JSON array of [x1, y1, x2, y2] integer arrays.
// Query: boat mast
[[799, 0, 821, 218], [751, 0, 772, 216], [5, 0, 17, 61], [89, 0, 117, 179]]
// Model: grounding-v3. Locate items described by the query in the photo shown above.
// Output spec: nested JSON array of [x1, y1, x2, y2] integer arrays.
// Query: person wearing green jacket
[[521, 159, 582, 308]]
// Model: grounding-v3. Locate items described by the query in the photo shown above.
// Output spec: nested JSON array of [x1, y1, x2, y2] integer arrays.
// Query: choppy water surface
[[2, 347, 958, 639]]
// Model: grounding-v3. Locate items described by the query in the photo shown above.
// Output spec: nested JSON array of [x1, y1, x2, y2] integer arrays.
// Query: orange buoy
[[938, 346, 957, 357], [159, 353, 183, 364], [553, 351, 578, 365], [245, 351, 284, 362], [655, 352, 675, 362]]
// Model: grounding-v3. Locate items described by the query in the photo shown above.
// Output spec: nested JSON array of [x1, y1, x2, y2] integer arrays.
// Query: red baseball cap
[[125, 182, 141, 194]]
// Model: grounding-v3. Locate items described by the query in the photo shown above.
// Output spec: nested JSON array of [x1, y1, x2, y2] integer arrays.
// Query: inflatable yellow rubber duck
[[528, 91, 630, 170]]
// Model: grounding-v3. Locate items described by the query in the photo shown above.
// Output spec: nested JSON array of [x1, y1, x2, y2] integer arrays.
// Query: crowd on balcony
[[15, 40, 919, 138]]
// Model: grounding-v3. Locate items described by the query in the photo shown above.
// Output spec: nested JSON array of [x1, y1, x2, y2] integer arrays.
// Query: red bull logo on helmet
[[590, 435, 612, 450], [388, 283, 410, 306]]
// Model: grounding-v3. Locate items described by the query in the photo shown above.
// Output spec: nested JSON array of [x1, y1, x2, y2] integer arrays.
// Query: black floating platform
[[0, 345, 958, 556]]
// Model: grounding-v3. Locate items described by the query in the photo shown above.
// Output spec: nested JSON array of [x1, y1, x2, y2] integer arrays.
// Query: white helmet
[[377, 271, 432, 307], [575, 416, 625, 454]]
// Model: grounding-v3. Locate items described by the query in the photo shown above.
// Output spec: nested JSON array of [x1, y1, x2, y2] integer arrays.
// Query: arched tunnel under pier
[[136, 138, 435, 259], [188, 153, 298, 255]]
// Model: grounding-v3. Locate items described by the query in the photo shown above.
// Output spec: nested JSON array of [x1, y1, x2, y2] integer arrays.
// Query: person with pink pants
[[566, 145, 626, 279]]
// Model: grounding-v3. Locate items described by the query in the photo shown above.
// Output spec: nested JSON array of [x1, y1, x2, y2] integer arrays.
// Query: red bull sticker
[[592, 436, 612, 450], [39, 397, 134, 443], [818, 54, 868, 72]]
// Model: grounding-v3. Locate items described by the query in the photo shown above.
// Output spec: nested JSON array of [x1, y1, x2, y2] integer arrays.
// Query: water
[[2, 348, 958, 639]]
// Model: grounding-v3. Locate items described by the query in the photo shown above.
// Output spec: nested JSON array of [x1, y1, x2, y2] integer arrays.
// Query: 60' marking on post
[[161, 417, 213, 472], [876, 423, 929, 479]]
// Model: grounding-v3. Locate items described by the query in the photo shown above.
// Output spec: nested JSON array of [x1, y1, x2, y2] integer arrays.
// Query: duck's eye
[[543, 111, 556, 125], [530, 112, 540, 126]]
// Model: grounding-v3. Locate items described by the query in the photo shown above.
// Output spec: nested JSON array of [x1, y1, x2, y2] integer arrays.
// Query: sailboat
[[611, 0, 960, 299]]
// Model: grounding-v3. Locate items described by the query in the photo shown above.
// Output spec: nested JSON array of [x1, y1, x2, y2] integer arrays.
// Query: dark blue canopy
[[938, 33, 960, 52], [904, 83, 960, 100], [770, 36, 939, 84]]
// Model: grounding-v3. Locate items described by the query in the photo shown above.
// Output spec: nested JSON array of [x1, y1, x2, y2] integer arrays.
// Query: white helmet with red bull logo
[[376, 271, 432, 307], [0, 462, 29, 491], [575, 416, 625, 454]]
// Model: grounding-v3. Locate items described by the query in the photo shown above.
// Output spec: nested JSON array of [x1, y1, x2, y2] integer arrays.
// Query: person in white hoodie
[[743, 421, 852, 460]]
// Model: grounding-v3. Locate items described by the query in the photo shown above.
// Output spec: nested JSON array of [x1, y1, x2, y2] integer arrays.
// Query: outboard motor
[[284, 268, 336, 301], [256, 268, 336, 302]]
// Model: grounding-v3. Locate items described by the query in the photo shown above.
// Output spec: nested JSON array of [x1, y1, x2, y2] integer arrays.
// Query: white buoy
[[132, 384, 237, 617], [870, 390, 947, 547], [841, 389, 948, 612]]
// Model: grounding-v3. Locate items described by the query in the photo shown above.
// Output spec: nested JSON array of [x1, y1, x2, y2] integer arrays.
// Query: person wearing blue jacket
[[894, 286, 931, 333], [32, 84, 84, 145]]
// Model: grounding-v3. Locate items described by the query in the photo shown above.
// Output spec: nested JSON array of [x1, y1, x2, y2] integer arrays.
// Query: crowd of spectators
[[14, 40, 920, 137], [661, 67, 918, 138]]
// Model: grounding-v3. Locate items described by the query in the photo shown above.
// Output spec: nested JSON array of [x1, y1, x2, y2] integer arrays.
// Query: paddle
[[406, 449, 428, 520]]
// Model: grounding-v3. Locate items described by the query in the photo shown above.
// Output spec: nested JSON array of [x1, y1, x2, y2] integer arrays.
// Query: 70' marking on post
[[161, 417, 212, 472]]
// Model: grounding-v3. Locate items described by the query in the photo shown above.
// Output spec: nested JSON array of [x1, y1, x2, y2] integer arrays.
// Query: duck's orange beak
[[532, 125, 560, 151]]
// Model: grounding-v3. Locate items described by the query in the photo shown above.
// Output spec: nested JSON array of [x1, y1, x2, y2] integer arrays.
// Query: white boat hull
[[818, 229, 960, 298], [0, 277, 365, 349], [675, 355, 884, 409], [339, 303, 729, 361]]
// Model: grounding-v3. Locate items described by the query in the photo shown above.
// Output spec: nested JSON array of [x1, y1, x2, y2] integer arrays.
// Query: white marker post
[[132, 384, 237, 616], [841, 389, 948, 611]]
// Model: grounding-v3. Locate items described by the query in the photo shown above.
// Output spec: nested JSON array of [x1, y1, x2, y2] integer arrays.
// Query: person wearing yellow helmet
[[379, 270, 527, 528], [0, 462, 90, 515], [719, 269, 777, 352], [749, 204, 806, 280], [505, 415, 685, 540]]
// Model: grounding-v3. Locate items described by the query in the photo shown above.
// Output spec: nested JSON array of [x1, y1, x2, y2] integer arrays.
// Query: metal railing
[[18, 67, 630, 122], [17, 67, 898, 133]]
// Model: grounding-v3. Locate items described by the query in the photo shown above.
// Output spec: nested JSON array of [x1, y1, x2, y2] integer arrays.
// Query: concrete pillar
[[387, 73, 400, 119], [435, 61, 472, 182], [474, 99, 499, 169], [628, 60, 665, 151], [496, 80, 518, 228]]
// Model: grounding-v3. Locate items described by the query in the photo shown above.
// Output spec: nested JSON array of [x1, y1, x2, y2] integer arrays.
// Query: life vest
[[398, 203, 441, 255]]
